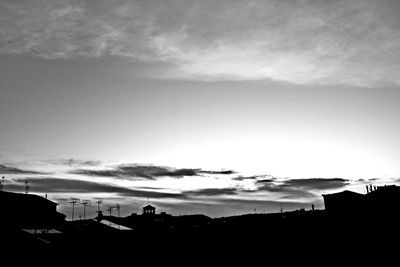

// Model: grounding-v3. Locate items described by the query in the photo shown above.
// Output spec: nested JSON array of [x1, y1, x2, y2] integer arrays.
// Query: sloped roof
[[0, 190, 58, 206], [323, 190, 364, 198]]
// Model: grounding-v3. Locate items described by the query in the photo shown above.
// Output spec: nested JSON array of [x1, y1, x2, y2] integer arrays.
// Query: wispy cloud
[[184, 188, 238, 196], [200, 170, 236, 175], [46, 158, 102, 167], [71, 164, 235, 180], [281, 178, 349, 190], [233, 175, 275, 181], [254, 183, 317, 199], [9, 177, 186, 199], [1, 0, 399, 86], [250, 177, 350, 199], [0, 164, 46, 175]]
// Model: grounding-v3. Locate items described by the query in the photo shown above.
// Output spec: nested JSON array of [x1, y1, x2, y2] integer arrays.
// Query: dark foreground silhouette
[[1, 185, 399, 263]]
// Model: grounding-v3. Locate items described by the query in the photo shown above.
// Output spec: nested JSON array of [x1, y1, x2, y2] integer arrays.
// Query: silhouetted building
[[323, 190, 365, 214], [0, 191, 66, 228], [323, 185, 400, 218], [365, 185, 400, 214], [142, 204, 156, 215]]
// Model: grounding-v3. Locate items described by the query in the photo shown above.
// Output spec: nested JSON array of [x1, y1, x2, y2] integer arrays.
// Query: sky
[[1, 0, 400, 218]]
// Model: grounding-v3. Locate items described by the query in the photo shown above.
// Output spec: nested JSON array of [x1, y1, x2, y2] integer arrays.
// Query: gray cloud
[[46, 158, 102, 167], [232, 174, 276, 183], [254, 183, 317, 199], [200, 170, 236, 175], [71, 164, 235, 180], [233, 175, 275, 181], [281, 178, 349, 190], [184, 188, 238, 196], [10, 177, 186, 199], [1, 0, 400, 86], [0, 164, 45, 175], [71, 165, 198, 179], [248, 178, 349, 199]]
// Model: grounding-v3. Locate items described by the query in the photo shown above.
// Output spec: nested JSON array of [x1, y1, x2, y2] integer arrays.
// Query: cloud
[[71, 164, 235, 180], [1, 0, 400, 86], [46, 158, 102, 167], [255, 183, 317, 199], [9, 177, 186, 199], [71, 165, 196, 179], [200, 170, 236, 175], [184, 188, 238, 196], [281, 178, 349, 190], [0, 164, 45, 175], [247, 178, 349, 199], [234, 175, 275, 181]]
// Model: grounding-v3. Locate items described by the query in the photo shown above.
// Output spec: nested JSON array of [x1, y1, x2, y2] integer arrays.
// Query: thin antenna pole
[[81, 200, 89, 220], [69, 199, 79, 221], [0, 176, 4, 191], [116, 204, 120, 217], [107, 206, 114, 226], [72, 202, 75, 221], [96, 200, 102, 212], [25, 180, 29, 194], [116, 204, 120, 230]]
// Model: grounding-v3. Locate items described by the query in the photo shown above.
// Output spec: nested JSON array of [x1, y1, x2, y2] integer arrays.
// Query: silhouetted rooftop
[[0, 190, 58, 206]]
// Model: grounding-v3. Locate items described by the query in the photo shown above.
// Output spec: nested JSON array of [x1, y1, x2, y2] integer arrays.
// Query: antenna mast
[[25, 180, 29, 194], [69, 198, 79, 221], [81, 200, 90, 220], [115, 203, 120, 229], [115, 203, 120, 218], [106, 206, 114, 226], [0, 176, 4, 191], [96, 200, 102, 212]]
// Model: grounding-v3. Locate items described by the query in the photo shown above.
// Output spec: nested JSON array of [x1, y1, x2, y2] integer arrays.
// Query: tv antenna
[[0, 176, 5, 191], [115, 203, 120, 218], [81, 200, 90, 220], [25, 180, 30, 194], [115, 203, 121, 229], [96, 200, 102, 212], [69, 198, 80, 221], [106, 206, 115, 226]]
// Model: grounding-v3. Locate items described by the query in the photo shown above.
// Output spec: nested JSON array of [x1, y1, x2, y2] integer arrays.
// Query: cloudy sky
[[1, 0, 400, 218]]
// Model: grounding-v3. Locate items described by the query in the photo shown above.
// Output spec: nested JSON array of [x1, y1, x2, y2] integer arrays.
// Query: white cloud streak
[[1, 0, 400, 86]]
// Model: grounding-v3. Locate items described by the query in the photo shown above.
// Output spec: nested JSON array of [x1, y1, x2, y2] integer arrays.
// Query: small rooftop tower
[[142, 205, 156, 215]]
